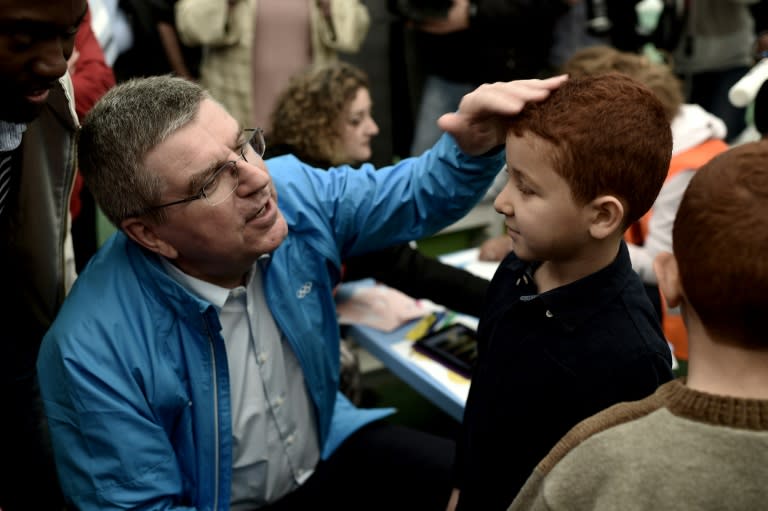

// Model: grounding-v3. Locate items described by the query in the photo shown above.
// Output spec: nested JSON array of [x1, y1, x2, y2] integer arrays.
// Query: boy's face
[[494, 133, 593, 262]]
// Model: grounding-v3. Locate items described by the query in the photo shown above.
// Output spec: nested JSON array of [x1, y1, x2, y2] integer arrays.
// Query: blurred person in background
[[176, 0, 370, 131], [390, 0, 574, 155]]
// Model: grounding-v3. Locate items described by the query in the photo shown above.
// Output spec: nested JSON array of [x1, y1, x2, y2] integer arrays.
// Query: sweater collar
[[662, 379, 768, 431]]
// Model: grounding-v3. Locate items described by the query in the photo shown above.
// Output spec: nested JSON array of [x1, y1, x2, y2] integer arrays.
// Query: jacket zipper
[[208, 337, 220, 510]]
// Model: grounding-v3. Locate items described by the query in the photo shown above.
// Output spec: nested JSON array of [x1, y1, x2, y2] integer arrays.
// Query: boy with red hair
[[509, 140, 768, 511], [450, 73, 676, 511]]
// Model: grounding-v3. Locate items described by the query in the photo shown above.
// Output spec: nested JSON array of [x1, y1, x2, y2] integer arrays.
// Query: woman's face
[[337, 86, 379, 164]]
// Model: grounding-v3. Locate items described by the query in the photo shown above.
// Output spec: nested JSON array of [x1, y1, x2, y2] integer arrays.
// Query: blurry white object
[[635, 0, 663, 36], [729, 58, 768, 107], [88, 0, 134, 66]]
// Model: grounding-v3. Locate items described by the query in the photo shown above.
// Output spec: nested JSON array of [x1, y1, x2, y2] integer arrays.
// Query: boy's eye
[[516, 183, 534, 196], [511, 173, 534, 195]]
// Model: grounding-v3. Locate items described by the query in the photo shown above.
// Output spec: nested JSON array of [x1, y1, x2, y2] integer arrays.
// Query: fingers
[[436, 75, 568, 154], [459, 75, 568, 117]]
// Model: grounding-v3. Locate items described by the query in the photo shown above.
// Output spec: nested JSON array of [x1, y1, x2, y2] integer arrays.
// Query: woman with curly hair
[[268, 61, 378, 167], [266, 61, 491, 404]]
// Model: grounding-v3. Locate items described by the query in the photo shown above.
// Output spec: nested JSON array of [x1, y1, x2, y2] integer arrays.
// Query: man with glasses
[[36, 74, 566, 510], [0, 1, 86, 509], [140, 128, 265, 214]]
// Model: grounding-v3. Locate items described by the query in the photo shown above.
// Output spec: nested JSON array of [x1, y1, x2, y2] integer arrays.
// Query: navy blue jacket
[[455, 242, 674, 511]]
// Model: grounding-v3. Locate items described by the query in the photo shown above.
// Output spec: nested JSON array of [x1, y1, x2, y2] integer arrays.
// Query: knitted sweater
[[508, 379, 768, 511]]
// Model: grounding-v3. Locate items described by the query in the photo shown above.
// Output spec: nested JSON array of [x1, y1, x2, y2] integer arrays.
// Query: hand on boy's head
[[437, 75, 568, 155]]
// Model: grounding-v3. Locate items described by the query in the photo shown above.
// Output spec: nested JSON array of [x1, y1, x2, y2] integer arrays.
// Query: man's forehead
[[0, 0, 87, 25]]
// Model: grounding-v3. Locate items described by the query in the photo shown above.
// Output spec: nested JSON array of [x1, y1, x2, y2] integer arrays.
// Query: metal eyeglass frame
[[143, 127, 265, 214]]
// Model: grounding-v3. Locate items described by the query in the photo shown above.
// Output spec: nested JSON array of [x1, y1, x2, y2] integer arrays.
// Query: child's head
[[562, 45, 684, 123], [661, 141, 768, 348], [502, 73, 671, 238], [269, 61, 378, 166]]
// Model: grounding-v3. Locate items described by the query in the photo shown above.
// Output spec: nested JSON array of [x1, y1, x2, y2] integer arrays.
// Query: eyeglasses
[[145, 128, 266, 213]]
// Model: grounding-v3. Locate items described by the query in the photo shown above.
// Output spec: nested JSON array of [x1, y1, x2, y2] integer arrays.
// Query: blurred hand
[[437, 75, 568, 155], [445, 488, 460, 511], [478, 235, 513, 262], [418, 0, 470, 34]]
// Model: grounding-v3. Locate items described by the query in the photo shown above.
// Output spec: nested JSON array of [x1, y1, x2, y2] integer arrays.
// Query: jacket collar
[[502, 241, 633, 332], [118, 232, 221, 327]]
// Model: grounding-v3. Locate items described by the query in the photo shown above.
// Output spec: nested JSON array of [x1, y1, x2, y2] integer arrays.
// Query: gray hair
[[78, 75, 207, 226]]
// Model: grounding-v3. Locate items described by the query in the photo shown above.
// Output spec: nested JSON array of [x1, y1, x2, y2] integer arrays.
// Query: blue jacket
[[37, 134, 504, 510]]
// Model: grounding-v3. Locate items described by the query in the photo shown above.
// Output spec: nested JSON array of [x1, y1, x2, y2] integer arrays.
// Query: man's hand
[[437, 75, 568, 156], [418, 0, 470, 34]]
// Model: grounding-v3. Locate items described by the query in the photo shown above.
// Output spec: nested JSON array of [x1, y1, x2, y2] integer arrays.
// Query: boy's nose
[[494, 188, 513, 216]]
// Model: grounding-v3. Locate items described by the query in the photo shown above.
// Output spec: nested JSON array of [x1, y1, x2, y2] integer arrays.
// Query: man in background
[[0, 0, 86, 508]]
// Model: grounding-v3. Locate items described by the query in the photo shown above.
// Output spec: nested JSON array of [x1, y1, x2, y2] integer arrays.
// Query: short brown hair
[[562, 45, 684, 123], [673, 141, 768, 348], [508, 73, 672, 227]]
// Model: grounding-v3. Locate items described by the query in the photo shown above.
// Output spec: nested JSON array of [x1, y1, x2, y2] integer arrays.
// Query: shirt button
[[286, 434, 295, 445], [545, 310, 554, 318], [258, 353, 268, 364], [274, 396, 284, 407]]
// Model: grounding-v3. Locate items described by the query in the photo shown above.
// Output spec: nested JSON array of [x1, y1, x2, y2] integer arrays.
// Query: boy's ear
[[654, 252, 683, 308], [121, 217, 179, 259], [587, 195, 624, 240]]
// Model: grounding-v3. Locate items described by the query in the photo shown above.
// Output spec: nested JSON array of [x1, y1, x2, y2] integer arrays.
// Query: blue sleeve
[[270, 132, 504, 261], [37, 332, 197, 511]]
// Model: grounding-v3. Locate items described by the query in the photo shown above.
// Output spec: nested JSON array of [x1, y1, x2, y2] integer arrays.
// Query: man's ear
[[587, 195, 624, 240], [654, 252, 682, 308], [121, 217, 178, 259]]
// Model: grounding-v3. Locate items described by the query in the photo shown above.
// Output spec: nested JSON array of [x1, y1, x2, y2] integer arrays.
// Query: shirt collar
[[504, 242, 633, 331], [0, 121, 27, 152], [160, 254, 273, 310], [161, 258, 238, 310]]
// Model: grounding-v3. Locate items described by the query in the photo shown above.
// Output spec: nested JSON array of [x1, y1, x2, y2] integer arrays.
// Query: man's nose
[[31, 38, 72, 82], [237, 157, 272, 193]]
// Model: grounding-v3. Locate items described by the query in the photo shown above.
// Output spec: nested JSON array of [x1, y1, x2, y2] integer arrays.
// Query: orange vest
[[625, 138, 729, 360]]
